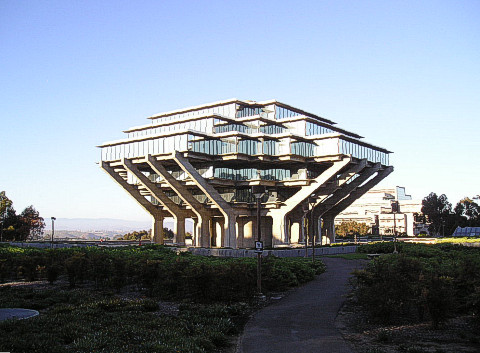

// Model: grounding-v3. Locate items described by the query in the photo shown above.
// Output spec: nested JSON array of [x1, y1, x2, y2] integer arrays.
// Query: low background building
[[335, 186, 429, 236]]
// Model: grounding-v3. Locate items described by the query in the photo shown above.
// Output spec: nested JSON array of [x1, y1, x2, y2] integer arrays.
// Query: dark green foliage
[[0, 288, 248, 353], [354, 243, 480, 327], [0, 245, 324, 302]]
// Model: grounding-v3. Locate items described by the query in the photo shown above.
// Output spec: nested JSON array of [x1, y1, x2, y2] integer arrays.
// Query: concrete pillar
[[290, 221, 300, 244], [243, 218, 254, 248], [322, 216, 335, 244], [210, 218, 216, 247], [262, 217, 273, 248], [192, 218, 198, 246], [216, 219, 224, 248], [151, 215, 164, 244], [224, 213, 237, 248], [271, 215, 288, 247], [173, 215, 186, 246], [236, 218, 245, 248], [317, 216, 322, 245], [300, 214, 307, 244], [199, 216, 211, 248]]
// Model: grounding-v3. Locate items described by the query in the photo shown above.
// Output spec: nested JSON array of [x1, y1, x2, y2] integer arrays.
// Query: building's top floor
[[98, 99, 392, 166], [121, 99, 363, 139], [147, 98, 335, 123]]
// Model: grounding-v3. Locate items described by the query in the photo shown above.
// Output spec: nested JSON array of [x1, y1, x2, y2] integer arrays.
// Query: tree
[[454, 198, 480, 227], [336, 221, 370, 237], [19, 206, 45, 240], [0, 191, 12, 217], [0, 193, 45, 241], [421, 193, 452, 236]]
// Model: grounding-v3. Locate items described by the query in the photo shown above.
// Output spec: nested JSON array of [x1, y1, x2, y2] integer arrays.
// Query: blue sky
[[1, 0, 479, 222]]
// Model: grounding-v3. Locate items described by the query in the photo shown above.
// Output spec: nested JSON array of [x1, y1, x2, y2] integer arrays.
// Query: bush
[[354, 243, 480, 327], [0, 245, 325, 303]]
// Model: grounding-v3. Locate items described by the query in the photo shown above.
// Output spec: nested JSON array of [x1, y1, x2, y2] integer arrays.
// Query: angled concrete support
[[122, 158, 182, 216], [122, 158, 188, 245], [101, 161, 161, 217], [268, 157, 351, 245], [313, 162, 381, 219], [173, 151, 237, 248], [319, 165, 393, 244], [324, 166, 394, 219], [146, 155, 212, 247], [101, 161, 166, 244]]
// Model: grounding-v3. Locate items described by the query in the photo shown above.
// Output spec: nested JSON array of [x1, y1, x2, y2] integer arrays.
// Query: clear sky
[[1, 0, 479, 222]]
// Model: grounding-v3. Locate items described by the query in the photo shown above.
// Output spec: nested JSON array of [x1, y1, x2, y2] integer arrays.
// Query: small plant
[[376, 329, 393, 343]]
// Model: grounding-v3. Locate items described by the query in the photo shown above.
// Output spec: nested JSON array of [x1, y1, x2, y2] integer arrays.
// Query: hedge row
[[354, 242, 480, 327], [0, 244, 325, 302]]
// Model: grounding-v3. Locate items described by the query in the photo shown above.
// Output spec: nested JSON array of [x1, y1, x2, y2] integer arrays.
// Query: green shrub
[[354, 243, 480, 326]]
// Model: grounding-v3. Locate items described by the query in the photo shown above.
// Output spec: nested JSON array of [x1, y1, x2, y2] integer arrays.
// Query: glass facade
[[128, 118, 214, 138], [100, 101, 391, 168], [291, 141, 315, 157], [151, 103, 237, 125], [275, 106, 300, 119], [214, 123, 286, 135], [236, 105, 263, 118], [338, 139, 389, 165], [214, 168, 291, 181], [306, 122, 334, 136]]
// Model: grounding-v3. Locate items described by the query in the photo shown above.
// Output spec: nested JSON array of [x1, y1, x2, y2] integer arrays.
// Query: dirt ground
[[336, 292, 480, 353]]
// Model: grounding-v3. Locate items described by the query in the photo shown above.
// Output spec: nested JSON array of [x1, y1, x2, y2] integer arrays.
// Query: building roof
[[147, 98, 337, 125]]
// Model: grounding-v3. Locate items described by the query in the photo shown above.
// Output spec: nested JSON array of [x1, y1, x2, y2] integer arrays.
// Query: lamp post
[[302, 203, 309, 257], [308, 195, 316, 263], [51, 217, 56, 248], [391, 201, 399, 254], [252, 185, 265, 295]]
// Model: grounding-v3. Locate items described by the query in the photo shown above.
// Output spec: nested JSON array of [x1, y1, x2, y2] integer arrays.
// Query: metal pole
[[311, 209, 315, 263], [256, 195, 262, 294], [303, 213, 308, 257], [51, 217, 56, 248]]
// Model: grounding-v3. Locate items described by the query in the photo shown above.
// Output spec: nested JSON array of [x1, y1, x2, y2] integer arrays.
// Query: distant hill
[[44, 218, 193, 233], [44, 218, 155, 232]]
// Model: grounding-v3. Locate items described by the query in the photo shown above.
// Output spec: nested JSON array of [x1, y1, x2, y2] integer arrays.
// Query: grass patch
[[323, 253, 369, 260], [0, 287, 250, 353]]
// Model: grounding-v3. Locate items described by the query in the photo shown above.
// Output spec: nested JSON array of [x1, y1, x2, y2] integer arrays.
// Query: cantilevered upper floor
[[99, 99, 391, 170], [98, 99, 393, 248]]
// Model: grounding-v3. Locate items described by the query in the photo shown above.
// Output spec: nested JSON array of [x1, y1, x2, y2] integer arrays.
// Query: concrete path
[[237, 257, 365, 353], [0, 308, 39, 322]]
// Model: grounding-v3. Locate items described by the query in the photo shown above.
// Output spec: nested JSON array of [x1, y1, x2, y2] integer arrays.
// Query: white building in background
[[335, 186, 428, 236]]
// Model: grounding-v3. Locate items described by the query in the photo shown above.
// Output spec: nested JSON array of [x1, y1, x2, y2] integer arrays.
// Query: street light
[[302, 203, 309, 257], [391, 201, 399, 254], [51, 217, 56, 248], [252, 185, 265, 295]]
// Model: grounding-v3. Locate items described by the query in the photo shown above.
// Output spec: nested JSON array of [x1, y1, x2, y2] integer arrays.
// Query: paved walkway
[[237, 257, 365, 353]]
